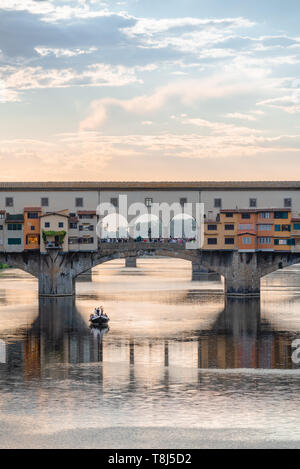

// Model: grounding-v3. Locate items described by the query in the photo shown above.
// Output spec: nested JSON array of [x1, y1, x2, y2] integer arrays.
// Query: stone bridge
[[0, 241, 300, 297]]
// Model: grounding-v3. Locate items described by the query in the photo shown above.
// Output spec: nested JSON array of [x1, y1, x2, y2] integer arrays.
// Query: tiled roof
[[24, 207, 42, 211], [40, 212, 69, 218]]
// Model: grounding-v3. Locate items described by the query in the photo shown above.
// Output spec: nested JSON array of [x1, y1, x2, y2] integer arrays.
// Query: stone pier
[[125, 257, 137, 268], [192, 260, 221, 281], [224, 252, 261, 297], [38, 249, 75, 297]]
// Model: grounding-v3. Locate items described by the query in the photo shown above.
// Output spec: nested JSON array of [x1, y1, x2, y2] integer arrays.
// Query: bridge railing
[[98, 238, 196, 247]]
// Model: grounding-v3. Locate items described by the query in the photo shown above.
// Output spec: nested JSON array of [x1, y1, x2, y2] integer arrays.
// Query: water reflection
[[1, 294, 299, 386]]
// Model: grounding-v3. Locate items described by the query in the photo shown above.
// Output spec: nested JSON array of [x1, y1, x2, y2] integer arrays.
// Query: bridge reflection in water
[[1, 295, 298, 385]]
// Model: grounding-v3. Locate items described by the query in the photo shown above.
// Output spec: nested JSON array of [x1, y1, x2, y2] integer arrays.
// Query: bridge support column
[[125, 257, 137, 268], [38, 250, 75, 297], [224, 252, 261, 297]]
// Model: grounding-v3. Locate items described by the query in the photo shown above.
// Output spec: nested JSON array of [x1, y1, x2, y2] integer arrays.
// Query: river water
[[0, 258, 300, 448]]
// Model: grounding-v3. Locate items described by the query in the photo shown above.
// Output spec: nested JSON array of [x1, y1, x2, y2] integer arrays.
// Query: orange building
[[24, 207, 42, 250], [237, 210, 257, 252]]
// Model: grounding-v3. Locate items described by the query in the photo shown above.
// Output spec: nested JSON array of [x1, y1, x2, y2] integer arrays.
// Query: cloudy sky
[[0, 0, 300, 181]]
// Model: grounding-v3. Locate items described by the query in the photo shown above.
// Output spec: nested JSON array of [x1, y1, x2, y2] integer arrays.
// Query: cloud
[[1, 130, 299, 181], [35, 46, 98, 57], [122, 16, 256, 55], [79, 76, 261, 130], [0, 63, 145, 95], [181, 117, 260, 135], [0, 0, 128, 22], [225, 112, 258, 121]]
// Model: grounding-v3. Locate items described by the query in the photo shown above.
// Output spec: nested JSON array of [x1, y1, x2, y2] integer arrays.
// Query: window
[[69, 237, 78, 244], [180, 198, 187, 206], [27, 235, 39, 244], [41, 197, 48, 207], [214, 198, 222, 208], [225, 238, 234, 244], [275, 224, 291, 232], [225, 224, 234, 230], [30, 226, 35, 231], [45, 222, 50, 228], [238, 224, 251, 230], [0, 213, 4, 219], [258, 224, 272, 231], [28, 212, 38, 219], [241, 213, 251, 219], [70, 222, 77, 229], [79, 237, 94, 244], [75, 197, 83, 207], [58, 222, 64, 228], [7, 223, 22, 230], [242, 237, 252, 244], [110, 198, 118, 208], [207, 224, 217, 230], [225, 212, 233, 218], [0, 225, 3, 230], [259, 237, 272, 244], [274, 211, 289, 219], [5, 197, 13, 207], [260, 212, 270, 219], [207, 238, 217, 245], [249, 198, 257, 208], [78, 214, 93, 219], [284, 198, 292, 208], [293, 223, 300, 230], [7, 238, 21, 245], [145, 198, 153, 207]]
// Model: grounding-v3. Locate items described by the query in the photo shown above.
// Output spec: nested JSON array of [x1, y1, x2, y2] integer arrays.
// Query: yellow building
[[273, 209, 292, 251], [219, 211, 239, 250]]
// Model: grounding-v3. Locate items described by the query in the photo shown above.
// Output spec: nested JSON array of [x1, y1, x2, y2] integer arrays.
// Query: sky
[[0, 0, 300, 181]]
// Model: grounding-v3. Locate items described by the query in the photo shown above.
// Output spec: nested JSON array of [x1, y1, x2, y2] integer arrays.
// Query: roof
[[24, 206, 42, 211], [40, 212, 69, 219], [221, 208, 292, 213], [0, 181, 299, 191], [77, 210, 96, 215]]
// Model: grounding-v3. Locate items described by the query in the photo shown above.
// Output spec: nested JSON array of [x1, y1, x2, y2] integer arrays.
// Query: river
[[0, 258, 300, 448]]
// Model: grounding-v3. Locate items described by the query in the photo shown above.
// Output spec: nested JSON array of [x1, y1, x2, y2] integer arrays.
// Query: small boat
[[89, 313, 110, 327]]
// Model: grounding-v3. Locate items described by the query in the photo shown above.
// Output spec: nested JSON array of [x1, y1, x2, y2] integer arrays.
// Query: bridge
[[0, 240, 300, 297]]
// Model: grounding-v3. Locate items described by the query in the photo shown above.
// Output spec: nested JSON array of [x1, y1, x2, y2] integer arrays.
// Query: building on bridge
[[203, 208, 299, 253]]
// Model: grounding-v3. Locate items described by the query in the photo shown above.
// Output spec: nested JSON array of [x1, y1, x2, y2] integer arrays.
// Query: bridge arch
[[72, 244, 221, 279]]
